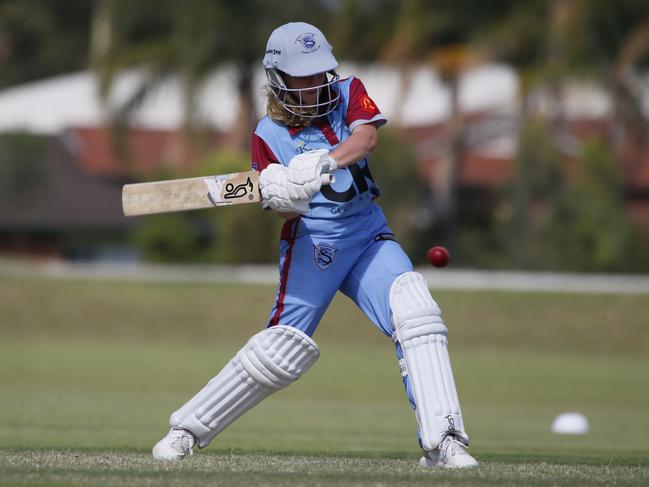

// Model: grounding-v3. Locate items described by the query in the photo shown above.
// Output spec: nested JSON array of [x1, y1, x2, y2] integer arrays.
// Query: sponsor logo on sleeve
[[361, 95, 376, 112]]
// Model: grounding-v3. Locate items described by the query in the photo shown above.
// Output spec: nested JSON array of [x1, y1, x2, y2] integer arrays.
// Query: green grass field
[[1, 276, 648, 486]]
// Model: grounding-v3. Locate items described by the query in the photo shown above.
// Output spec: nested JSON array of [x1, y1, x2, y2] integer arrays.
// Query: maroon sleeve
[[345, 77, 387, 130], [251, 132, 279, 172]]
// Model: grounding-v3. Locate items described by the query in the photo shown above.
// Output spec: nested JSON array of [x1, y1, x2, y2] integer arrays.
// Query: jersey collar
[[288, 117, 329, 136]]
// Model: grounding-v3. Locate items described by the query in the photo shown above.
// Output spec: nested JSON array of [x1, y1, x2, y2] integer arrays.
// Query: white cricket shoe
[[152, 428, 196, 461], [419, 435, 479, 468]]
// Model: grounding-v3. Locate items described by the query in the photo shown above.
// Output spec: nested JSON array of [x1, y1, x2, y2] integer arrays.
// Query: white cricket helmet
[[263, 22, 340, 118]]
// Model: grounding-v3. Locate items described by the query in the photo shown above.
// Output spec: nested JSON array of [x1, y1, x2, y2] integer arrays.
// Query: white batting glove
[[287, 149, 338, 198], [259, 164, 311, 214]]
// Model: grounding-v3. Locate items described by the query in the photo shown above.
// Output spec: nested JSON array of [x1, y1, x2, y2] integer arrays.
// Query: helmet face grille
[[266, 70, 340, 119]]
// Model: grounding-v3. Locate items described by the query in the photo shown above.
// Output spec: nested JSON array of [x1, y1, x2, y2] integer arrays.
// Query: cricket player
[[153, 22, 479, 468]]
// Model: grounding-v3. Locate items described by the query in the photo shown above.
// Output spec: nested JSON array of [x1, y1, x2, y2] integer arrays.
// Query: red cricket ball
[[427, 246, 450, 268]]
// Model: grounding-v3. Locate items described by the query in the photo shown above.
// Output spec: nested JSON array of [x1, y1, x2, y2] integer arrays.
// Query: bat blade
[[122, 170, 261, 216]]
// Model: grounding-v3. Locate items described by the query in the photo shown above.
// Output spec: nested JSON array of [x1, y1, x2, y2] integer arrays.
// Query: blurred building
[[0, 133, 128, 259], [0, 65, 648, 259]]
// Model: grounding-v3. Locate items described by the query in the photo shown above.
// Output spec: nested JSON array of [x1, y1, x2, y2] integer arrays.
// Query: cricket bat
[[122, 170, 333, 216]]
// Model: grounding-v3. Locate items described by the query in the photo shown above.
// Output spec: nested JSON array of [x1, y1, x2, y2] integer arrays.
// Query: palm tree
[[89, 0, 332, 155], [575, 1, 649, 167], [371, 0, 508, 242], [476, 0, 648, 267]]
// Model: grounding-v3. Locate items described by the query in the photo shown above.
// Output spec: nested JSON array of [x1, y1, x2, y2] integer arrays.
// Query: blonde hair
[[265, 87, 314, 129]]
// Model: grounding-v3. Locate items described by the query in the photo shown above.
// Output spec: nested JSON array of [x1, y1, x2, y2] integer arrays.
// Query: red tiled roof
[[622, 142, 649, 190], [418, 153, 514, 187], [405, 118, 649, 191], [628, 200, 649, 225], [65, 126, 228, 178], [67, 121, 649, 193]]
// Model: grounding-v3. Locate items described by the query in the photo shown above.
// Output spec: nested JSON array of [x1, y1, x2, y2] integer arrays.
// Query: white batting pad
[[169, 325, 319, 447], [390, 272, 469, 450]]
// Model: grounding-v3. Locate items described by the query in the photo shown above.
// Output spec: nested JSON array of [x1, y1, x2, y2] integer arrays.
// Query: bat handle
[[320, 173, 335, 185]]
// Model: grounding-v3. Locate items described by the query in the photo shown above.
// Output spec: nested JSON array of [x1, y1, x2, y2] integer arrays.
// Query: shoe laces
[[439, 435, 465, 460]]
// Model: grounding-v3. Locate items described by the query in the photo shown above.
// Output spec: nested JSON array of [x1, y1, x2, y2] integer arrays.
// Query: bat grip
[[320, 173, 335, 185]]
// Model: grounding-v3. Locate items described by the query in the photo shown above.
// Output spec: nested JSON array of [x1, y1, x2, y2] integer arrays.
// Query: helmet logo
[[295, 32, 320, 53]]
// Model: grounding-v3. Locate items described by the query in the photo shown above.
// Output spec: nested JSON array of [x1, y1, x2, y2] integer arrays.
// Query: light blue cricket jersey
[[252, 76, 387, 219]]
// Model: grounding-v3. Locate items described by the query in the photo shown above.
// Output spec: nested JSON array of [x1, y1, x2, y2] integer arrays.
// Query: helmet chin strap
[[266, 69, 340, 119]]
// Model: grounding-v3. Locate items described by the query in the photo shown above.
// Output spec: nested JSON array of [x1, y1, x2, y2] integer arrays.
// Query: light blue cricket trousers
[[267, 204, 413, 337], [267, 203, 423, 440]]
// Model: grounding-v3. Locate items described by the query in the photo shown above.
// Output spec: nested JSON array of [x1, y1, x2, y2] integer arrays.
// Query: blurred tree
[[334, 0, 520, 247], [133, 212, 212, 263], [0, 0, 93, 87], [368, 128, 425, 249], [90, 0, 333, 151], [489, 129, 633, 272], [484, 5, 567, 268], [555, 139, 633, 271], [329, 0, 400, 61], [563, 0, 649, 166], [498, 119, 567, 269], [477, 0, 648, 270]]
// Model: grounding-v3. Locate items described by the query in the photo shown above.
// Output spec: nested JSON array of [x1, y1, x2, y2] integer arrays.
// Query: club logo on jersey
[[313, 245, 337, 270], [296, 33, 320, 53]]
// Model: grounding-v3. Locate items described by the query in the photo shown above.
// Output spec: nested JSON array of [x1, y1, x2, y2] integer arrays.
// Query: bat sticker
[[224, 177, 254, 199]]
